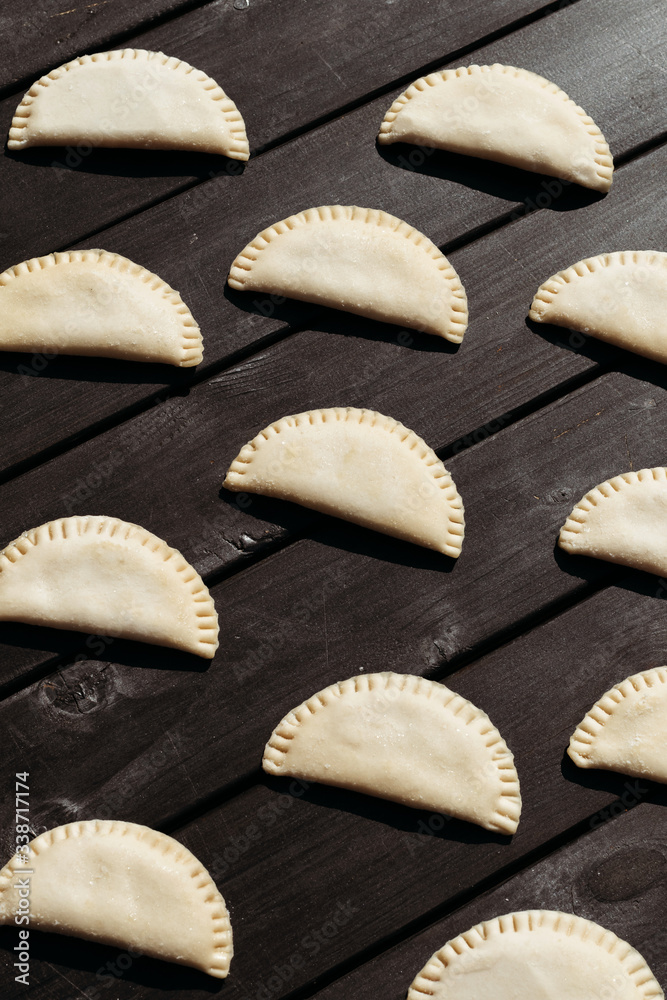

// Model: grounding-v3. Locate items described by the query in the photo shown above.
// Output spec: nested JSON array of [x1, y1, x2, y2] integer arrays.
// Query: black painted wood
[[0, 0, 667, 278], [1, 370, 667, 816], [0, 0, 560, 271], [2, 583, 667, 999], [0, 337, 665, 690], [0, 0, 664, 334], [2, 125, 667, 480], [0, 0, 203, 95], [1, 2, 666, 999], [316, 803, 667, 1000], [0, 4, 665, 476], [0, 0, 551, 98]]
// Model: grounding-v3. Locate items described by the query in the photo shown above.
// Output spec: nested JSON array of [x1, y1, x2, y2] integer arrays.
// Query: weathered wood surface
[[0, 303, 665, 679], [1, 360, 663, 685], [2, 581, 667, 999], [317, 803, 667, 1000], [1, 370, 666, 812], [1, 1, 667, 999], [0, 0, 200, 95], [0, 0, 551, 99], [0, 0, 664, 351], [1, 0, 665, 478], [0, 0, 573, 273], [2, 122, 667, 480], [0, 0, 667, 278]]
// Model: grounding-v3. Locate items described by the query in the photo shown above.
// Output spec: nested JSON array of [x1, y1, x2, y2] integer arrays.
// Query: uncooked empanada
[[228, 205, 468, 341], [224, 407, 465, 556], [408, 910, 662, 999], [379, 64, 613, 192], [569, 667, 667, 782], [530, 252, 667, 363], [263, 672, 521, 833], [0, 820, 233, 977], [559, 468, 667, 576], [8, 48, 249, 158], [0, 250, 203, 366], [0, 516, 218, 657]]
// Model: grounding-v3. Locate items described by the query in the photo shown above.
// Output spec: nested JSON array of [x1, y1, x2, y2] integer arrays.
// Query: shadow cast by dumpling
[[5, 143, 245, 183], [224, 285, 462, 355], [377, 142, 606, 214], [262, 773, 511, 846], [0, 925, 225, 993]]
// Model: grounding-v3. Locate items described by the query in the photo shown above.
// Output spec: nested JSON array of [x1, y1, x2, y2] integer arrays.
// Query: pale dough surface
[[0, 516, 218, 657], [559, 468, 667, 576], [379, 64, 613, 192], [530, 252, 667, 363], [263, 672, 521, 834], [8, 48, 249, 158], [569, 667, 667, 782], [408, 911, 662, 999], [224, 407, 465, 557], [0, 250, 203, 366], [228, 206, 468, 342], [0, 820, 232, 978]]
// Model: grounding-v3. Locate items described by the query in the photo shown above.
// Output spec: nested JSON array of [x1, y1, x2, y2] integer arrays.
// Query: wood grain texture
[[0, 0, 549, 97], [0, 0, 664, 318], [0, 0, 199, 94], [1, 3, 666, 999], [316, 803, 667, 1000], [2, 583, 667, 999], [1, 371, 667, 817], [0, 0, 556, 270], [0, 360, 665, 693], [1, 263, 666, 616], [2, 123, 667, 479]]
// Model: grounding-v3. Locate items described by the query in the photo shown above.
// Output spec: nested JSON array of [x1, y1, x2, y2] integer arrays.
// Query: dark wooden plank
[[1, 4, 666, 998], [2, 585, 667, 999], [0, 362, 664, 686], [2, 371, 667, 816], [0, 0, 557, 271], [0, 0, 550, 100], [8, 799, 665, 1000], [1, 254, 666, 604], [315, 803, 667, 1000], [2, 114, 667, 480], [0, 0, 200, 94], [0, 0, 664, 334]]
